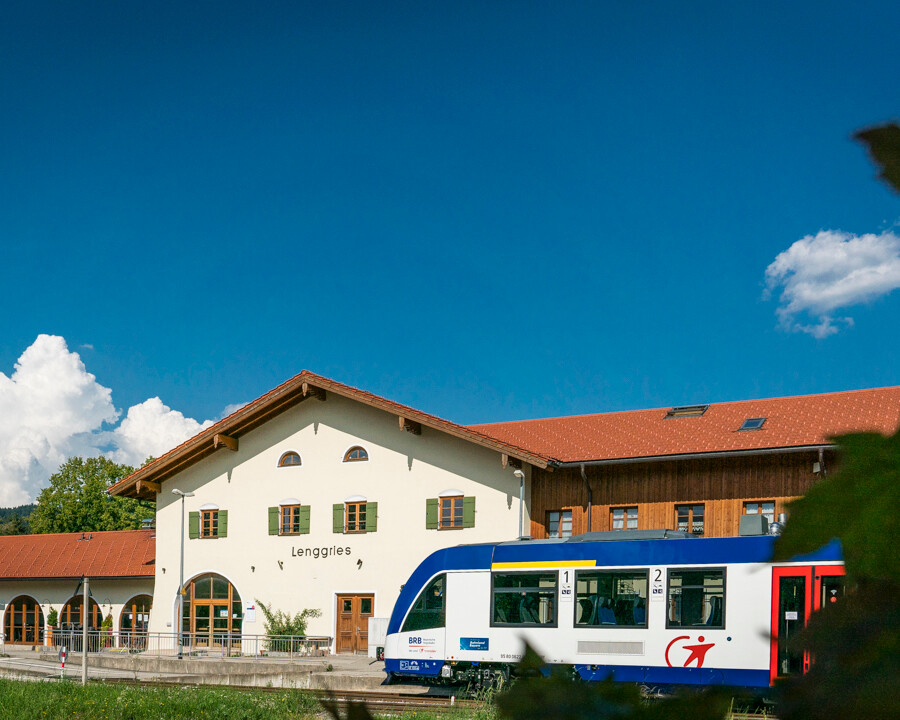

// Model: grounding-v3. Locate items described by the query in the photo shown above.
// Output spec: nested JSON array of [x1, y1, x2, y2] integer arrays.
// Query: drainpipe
[[581, 464, 592, 532], [513, 470, 525, 538]]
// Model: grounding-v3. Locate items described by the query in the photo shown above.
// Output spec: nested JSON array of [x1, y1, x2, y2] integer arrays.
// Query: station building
[[3, 371, 898, 651], [0, 530, 154, 646]]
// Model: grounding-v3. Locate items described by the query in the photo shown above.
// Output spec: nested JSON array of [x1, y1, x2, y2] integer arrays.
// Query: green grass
[[0, 680, 320, 720], [0, 679, 498, 720]]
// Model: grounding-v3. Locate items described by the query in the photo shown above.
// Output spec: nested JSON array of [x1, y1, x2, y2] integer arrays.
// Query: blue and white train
[[384, 530, 844, 690]]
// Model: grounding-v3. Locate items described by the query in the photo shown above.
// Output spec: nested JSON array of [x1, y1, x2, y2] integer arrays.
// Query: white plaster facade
[[152, 392, 531, 648]]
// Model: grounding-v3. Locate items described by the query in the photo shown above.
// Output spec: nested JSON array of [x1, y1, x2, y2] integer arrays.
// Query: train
[[383, 529, 844, 690]]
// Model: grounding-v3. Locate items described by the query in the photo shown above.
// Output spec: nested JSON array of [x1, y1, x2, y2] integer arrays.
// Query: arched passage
[[181, 573, 242, 649], [60, 595, 102, 630], [3, 595, 43, 644], [119, 594, 152, 648]]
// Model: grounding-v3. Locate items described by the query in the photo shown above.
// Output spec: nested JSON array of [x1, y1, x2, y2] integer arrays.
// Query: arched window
[[278, 451, 302, 467], [60, 596, 102, 631], [181, 573, 242, 650], [119, 594, 152, 649], [343, 446, 369, 462], [3, 595, 43, 644]]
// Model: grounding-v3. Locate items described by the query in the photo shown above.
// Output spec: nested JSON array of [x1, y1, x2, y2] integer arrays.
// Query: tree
[[29, 456, 153, 533], [0, 512, 28, 535]]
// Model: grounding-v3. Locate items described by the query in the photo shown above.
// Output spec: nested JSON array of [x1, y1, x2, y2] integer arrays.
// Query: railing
[[50, 630, 333, 659]]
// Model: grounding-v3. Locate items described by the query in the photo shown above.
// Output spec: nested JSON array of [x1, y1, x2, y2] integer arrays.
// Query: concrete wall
[[152, 393, 531, 647]]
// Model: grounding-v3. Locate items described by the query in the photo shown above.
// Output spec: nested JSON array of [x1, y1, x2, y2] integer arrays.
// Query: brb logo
[[664, 635, 716, 668], [408, 637, 423, 645]]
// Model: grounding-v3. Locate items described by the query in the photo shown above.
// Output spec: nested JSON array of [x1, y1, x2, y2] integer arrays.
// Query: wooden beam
[[399, 416, 422, 435], [214, 433, 238, 452], [302, 382, 326, 401], [501, 454, 522, 469], [135, 480, 161, 495]]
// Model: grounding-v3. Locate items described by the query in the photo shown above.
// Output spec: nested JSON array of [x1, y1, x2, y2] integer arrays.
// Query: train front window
[[575, 570, 648, 627], [666, 568, 725, 628], [492, 572, 558, 627], [401, 574, 446, 632]]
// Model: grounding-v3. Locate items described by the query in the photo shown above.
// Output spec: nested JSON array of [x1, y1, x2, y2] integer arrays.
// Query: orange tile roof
[[0, 530, 155, 580], [469, 387, 900, 463]]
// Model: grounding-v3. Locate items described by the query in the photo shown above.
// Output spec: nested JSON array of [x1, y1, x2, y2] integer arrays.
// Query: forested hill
[[0, 504, 35, 534]]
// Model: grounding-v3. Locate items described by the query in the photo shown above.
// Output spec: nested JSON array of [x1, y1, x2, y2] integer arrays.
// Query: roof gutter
[[555, 443, 836, 468]]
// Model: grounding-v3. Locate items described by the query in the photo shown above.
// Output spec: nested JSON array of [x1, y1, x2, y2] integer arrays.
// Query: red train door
[[770, 565, 845, 685]]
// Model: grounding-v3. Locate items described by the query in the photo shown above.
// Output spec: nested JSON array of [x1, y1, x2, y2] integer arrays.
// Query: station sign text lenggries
[[292, 545, 352, 559]]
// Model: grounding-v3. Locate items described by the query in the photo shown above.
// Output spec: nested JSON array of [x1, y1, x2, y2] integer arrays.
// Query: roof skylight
[[739, 417, 766, 431], [665, 404, 709, 419]]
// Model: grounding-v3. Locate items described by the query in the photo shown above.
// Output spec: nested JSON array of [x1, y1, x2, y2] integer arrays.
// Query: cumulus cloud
[[765, 229, 900, 338], [107, 397, 215, 467], [0, 335, 223, 505]]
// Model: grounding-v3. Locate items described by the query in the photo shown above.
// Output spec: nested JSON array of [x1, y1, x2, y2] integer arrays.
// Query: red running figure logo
[[664, 635, 716, 668]]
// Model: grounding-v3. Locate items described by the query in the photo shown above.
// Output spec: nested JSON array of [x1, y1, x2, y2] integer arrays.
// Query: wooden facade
[[530, 449, 835, 539]]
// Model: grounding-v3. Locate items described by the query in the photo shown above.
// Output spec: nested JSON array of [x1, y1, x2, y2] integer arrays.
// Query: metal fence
[[50, 629, 332, 659]]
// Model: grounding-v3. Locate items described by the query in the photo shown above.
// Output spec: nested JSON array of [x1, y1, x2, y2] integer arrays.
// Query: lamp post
[[513, 469, 525, 539], [172, 489, 194, 659]]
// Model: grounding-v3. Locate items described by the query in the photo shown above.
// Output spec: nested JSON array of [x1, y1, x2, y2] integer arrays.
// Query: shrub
[[255, 599, 322, 652]]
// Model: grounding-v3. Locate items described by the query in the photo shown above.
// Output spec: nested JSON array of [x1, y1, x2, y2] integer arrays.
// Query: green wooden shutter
[[425, 498, 438, 529], [268, 507, 279, 535], [365, 502, 377, 532], [462, 496, 476, 528], [333, 504, 345, 533], [299, 505, 311, 534], [218, 510, 228, 538], [188, 511, 200, 539]]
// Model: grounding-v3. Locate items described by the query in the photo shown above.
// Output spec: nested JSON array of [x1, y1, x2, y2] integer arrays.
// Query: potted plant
[[101, 613, 114, 649], [46, 607, 58, 646]]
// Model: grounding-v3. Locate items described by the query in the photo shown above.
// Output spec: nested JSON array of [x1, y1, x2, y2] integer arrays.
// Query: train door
[[770, 565, 845, 684]]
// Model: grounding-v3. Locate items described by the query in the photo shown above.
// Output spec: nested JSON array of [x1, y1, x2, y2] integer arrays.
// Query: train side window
[[574, 570, 648, 628], [491, 572, 558, 627], [666, 568, 725, 629], [401, 574, 446, 632]]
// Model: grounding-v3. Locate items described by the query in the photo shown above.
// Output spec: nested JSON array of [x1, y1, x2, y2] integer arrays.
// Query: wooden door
[[336, 594, 374, 654]]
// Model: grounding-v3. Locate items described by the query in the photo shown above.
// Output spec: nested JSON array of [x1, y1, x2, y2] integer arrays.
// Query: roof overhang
[[554, 443, 835, 468], [110, 371, 551, 499]]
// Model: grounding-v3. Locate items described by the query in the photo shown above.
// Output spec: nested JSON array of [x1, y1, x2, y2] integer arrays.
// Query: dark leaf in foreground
[[855, 122, 900, 194], [496, 643, 730, 720]]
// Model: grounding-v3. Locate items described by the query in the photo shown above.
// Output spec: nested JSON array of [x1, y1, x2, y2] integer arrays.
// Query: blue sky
[[1, 2, 899, 500]]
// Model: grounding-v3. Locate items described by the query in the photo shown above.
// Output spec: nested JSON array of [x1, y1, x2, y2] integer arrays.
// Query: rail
[[49, 629, 333, 659]]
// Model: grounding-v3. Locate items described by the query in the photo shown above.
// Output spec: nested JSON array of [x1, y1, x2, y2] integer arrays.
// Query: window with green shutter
[[426, 496, 475, 530], [270, 505, 311, 535], [365, 502, 377, 532], [217, 510, 228, 538], [189, 511, 200, 539], [333, 504, 345, 533]]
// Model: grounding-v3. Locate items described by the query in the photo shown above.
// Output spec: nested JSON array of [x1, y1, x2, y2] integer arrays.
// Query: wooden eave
[[110, 371, 550, 500]]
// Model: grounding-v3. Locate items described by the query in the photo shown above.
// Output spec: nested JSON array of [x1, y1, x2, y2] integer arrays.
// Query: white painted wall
[[152, 393, 531, 649]]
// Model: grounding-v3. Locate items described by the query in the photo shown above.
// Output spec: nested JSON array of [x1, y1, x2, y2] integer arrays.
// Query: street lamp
[[513, 469, 525, 539], [172, 488, 194, 659]]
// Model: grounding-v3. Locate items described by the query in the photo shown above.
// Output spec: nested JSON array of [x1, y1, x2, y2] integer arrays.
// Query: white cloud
[[765, 230, 900, 338], [107, 397, 215, 467], [0, 335, 224, 505]]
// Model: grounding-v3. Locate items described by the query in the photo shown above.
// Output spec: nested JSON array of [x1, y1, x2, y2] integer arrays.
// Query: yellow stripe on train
[[490, 560, 597, 569]]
